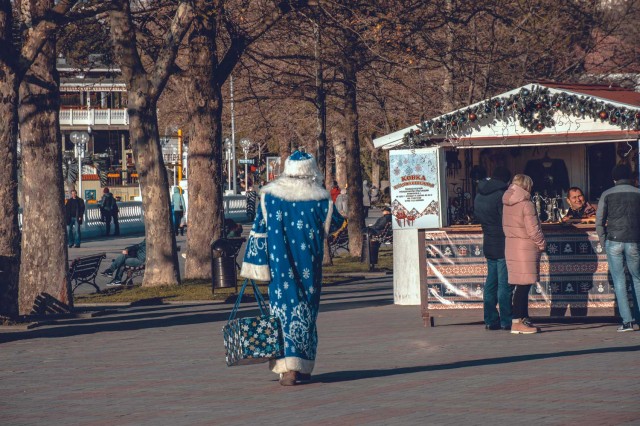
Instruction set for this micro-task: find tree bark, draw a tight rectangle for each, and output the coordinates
[108,0,192,286]
[342,42,365,257]
[0,1,20,318]
[18,36,71,315]
[184,8,224,279]
[333,138,347,188]
[129,94,181,286]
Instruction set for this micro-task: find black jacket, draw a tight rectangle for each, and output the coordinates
[474,178,508,259]
[370,213,392,234]
[65,197,85,225]
[596,180,640,244]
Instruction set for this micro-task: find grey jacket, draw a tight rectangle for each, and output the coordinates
[596,179,640,245]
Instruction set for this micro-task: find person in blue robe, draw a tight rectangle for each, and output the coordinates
[240,151,344,386]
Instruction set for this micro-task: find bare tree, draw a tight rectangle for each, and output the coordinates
[183,0,313,280]
[1,0,101,316]
[107,0,193,286]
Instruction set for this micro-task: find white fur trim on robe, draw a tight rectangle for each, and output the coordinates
[260,176,330,202]
[270,357,315,374]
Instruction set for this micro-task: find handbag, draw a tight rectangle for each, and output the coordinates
[222,279,283,367]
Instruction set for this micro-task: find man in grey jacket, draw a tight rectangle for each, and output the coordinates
[596,164,640,332]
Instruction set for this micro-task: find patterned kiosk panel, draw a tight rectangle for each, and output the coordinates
[425,226,615,311]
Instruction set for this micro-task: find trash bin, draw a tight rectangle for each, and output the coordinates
[211,238,237,292]
[361,229,380,271]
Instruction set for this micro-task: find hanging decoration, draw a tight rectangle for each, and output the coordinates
[405,85,640,145]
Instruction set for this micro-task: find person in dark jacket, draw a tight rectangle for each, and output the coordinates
[596,164,640,332]
[474,166,512,330]
[99,187,120,236]
[101,239,146,286]
[65,190,85,248]
[369,206,392,234]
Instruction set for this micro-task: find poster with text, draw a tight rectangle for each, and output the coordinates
[389,147,446,230]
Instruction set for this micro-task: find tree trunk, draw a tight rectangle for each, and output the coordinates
[184,13,225,280]
[128,93,181,286]
[371,145,380,190]
[0,36,20,318]
[18,38,71,315]
[333,138,347,188]
[342,50,364,257]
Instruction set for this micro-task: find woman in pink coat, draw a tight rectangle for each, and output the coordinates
[502,174,546,334]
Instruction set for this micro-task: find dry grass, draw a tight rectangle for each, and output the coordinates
[75,248,393,304]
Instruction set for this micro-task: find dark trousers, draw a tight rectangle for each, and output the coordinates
[173,210,184,235]
[104,212,120,236]
[512,284,532,319]
[483,258,512,327]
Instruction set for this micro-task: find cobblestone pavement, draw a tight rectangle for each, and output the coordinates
[2,275,640,425]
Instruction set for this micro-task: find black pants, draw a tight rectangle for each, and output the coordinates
[104,212,120,236]
[512,284,532,319]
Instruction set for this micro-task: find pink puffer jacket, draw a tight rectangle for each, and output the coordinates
[502,184,546,285]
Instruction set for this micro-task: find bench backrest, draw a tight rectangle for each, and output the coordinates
[69,253,106,279]
[371,222,393,244]
[227,238,246,257]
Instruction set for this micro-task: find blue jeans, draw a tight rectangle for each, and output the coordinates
[67,217,81,246]
[606,241,640,324]
[484,258,512,327]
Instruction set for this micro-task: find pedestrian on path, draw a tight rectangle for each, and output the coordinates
[99,187,120,236]
[362,180,372,218]
[240,151,344,386]
[502,174,546,334]
[474,166,512,331]
[65,190,85,248]
[596,164,640,332]
[171,186,186,236]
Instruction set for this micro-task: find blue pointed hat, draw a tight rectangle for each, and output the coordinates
[283,150,321,178]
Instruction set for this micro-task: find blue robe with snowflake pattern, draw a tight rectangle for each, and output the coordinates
[242,184,344,374]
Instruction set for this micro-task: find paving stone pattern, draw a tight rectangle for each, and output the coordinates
[2,275,640,425]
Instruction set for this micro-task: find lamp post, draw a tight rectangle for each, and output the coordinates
[224,137,232,193]
[69,131,89,198]
[239,138,252,194]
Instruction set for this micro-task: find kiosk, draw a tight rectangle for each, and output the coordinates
[373,82,640,325]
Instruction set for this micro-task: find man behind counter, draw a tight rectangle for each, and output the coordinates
[562,187,597,222]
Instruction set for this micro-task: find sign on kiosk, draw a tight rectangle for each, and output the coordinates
[389,147,447,230]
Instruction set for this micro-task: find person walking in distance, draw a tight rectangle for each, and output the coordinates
[502,174,546,334]
[596,164,640,332]
[65,190,85,248]
[99,187,120,236]
[474,166,512,331]
[171,186,186,236]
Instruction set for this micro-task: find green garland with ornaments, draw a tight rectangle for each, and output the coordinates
[406,85,640,145]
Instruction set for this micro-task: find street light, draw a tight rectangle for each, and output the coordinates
[224,138,232,193]
[239,138,252,194]
[69,131,89,198]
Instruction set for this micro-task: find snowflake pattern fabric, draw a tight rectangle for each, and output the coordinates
[243,191,344,374]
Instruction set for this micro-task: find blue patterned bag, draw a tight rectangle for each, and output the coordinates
[223,279,283,366]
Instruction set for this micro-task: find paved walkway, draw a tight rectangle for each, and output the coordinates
[2,274,640,425]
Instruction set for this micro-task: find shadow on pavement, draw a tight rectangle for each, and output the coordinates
[0,287,393,344]
[312,344,640,383]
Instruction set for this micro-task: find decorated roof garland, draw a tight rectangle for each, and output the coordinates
[405,85,640,145]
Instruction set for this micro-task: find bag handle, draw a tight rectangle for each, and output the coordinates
[227,279,269,323]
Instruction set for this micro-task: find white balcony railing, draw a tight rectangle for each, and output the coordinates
[59,108,129,126]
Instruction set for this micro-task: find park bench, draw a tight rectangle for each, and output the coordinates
[227,237,246,270]
[122,264,145,286]
[69,253,106,294]
[327,221,349,258]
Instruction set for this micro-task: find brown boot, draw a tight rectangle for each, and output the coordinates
[511,319,539,334]
[279,371,297,386]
